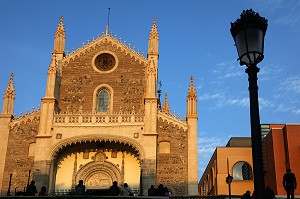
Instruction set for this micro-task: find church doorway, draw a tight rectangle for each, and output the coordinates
[51,140,141,194]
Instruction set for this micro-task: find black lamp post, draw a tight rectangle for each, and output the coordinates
[7,173,12,196]
[139,169,143,196]
[27,169,31,186]
[230,9,268,199]
[226,174,233,199]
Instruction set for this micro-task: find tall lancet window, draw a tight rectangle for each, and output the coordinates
[98,89,109,112]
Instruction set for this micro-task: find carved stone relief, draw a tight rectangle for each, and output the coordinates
[75,152,121,190]
[65,75,93,85]
[86,173,111,189]
[115,75,144,112]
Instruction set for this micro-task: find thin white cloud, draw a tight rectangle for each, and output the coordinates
[279,76,300,94]
[197,136,229,178]
[199,93,224,101]
[198,137,228,155]
[293,109,300,115]
[199,90,275,111]
[258,98,275,110]
[226,97,248,107]
[213,60,240,78]
[217,71,243,79]
[259,0,300,30]
[274,12,300,27]
[195,84,203,90]
[259,64,284,81]
[274,103,300,115]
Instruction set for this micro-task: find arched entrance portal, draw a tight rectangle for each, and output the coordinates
[50,138,142,194]
[75,152,122,189]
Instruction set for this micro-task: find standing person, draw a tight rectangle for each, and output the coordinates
[241,190,251,199]
[75,180,86,195]
[108,181,120,196]
[26,180,38,196]
[121,183,133,196]
[148,185,156,196]
[265,186,275,199]
[283,169,297,199]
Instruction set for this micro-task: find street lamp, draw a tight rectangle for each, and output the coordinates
[139,169,143,196]
[230,9,268,199]
[7,173,12,196]
[226,174,233,199]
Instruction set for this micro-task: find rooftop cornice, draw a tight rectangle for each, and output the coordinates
[158,110,187,131]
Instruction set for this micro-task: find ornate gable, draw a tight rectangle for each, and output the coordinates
[58,34,148,114]
[61,34,148,66]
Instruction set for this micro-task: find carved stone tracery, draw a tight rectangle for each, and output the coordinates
[75,151,121,189]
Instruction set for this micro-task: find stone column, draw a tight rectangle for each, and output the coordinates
[0,114,11,195]
[140,135,157,196]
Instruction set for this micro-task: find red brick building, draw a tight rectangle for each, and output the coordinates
[264,124,300,196]
[199,123,300,197]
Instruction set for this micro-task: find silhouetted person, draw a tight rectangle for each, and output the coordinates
[156,184,165,196]
[283,169,297,199]
[251,190,255,199]
[164,187,172,198]
[75,180,86,195]
[121,183,133,196]
[241,190,251,199]
[264,186,275,199]
[108,181,120,196]
[148,185,156,196]
[26,180,38,196]
[38,186,47,196]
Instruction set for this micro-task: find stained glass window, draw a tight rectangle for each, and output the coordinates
[98,90,109,112]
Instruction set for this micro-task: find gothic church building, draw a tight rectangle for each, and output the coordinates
[0,17,198,196]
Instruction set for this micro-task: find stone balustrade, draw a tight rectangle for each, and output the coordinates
[53,113,144,126]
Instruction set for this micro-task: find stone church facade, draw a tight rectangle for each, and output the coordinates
[0,17,198,196]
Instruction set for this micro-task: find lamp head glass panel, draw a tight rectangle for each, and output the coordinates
[234,27,264,65]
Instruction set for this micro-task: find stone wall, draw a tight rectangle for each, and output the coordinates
[1,117,39,194]
[157,117,188,195]
[59,42,146,114]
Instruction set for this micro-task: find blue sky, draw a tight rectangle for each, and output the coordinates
[1,0,299,178]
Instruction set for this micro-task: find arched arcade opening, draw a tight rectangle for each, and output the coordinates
[49,138,143,195]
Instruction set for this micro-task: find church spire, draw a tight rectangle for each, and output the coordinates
[187,76,197,117]
[53,16,66,54]
[147,18,159,56]
[186,76,198,194]
[162,93,170,115]
[45,55,57,97]
[2,73,15,114]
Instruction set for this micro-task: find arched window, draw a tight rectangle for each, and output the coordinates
[159,141,170,153]
[98,89,109,112]
[93,84,113,113]
[232,161,253,180]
